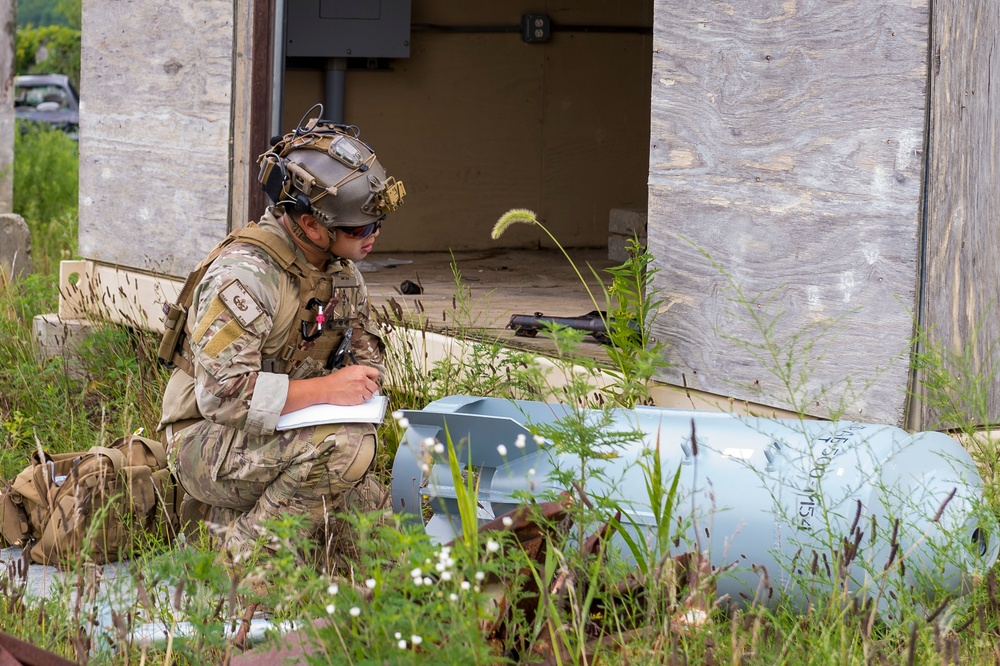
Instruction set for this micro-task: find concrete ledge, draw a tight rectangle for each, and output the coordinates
[608,208,647,262]
[0,213,31,283]
[32,313,93,379]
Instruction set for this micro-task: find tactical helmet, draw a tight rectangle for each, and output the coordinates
[257,108,405,229]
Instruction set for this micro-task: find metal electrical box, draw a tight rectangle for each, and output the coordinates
[285,0,411,59]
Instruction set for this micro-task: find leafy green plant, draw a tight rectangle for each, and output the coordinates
[493,209,669,409]
[16,25,82,88]
[13,122,79,275]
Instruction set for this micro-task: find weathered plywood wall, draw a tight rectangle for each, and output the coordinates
[648,1,929,425]
[918,1,1000,428]
[284,0,652,252]
[79,1,237,277]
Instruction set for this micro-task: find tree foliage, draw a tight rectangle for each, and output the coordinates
[17,0,80,29]
[15,24,81,91]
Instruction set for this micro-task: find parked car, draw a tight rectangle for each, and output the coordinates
[14,74,80,140]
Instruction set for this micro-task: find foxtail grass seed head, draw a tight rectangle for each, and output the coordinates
[492,208,538,239]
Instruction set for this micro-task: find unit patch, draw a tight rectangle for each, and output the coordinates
[219,279,264,328]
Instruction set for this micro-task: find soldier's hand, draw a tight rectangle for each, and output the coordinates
[283,365,383,413]
[319,364,382,406]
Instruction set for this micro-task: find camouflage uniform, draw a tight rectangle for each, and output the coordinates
[158,208,384,563]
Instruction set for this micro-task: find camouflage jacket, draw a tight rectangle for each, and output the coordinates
[158,209,384,435]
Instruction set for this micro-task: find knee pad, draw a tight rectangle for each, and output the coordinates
[315,424,377,491]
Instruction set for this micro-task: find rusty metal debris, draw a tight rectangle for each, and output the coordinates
[460,495,716,663]
[0,631,77,666]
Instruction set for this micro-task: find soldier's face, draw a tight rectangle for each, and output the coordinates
[329,226,380,262]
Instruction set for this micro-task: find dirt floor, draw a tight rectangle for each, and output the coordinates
[359,247,618,364]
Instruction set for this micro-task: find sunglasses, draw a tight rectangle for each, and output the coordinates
[339,217,384,239]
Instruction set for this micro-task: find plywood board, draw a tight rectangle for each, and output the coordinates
[647,1,929,425]
[918,0,1000,428]
[79,1,235,278]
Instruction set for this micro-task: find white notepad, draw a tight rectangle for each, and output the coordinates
[276,395,389,431]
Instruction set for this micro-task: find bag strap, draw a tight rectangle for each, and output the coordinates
[118,435,168,469]
[87,446,127,472]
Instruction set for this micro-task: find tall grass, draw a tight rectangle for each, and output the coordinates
[0,196,998,664]
[13,121,79,275]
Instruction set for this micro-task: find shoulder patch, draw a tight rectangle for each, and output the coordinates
[219,279,264,328]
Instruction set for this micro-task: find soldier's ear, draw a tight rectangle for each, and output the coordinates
[299,213,327,242]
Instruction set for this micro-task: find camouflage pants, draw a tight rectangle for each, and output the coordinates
[165,419,378,564]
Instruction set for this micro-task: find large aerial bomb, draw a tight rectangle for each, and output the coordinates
[392,395,999,619]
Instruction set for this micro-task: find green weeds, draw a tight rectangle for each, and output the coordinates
[0,202,998,665]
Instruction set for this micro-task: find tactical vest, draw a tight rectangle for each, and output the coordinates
[158,222,360,378]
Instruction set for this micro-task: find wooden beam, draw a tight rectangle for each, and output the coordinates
[917,0,1000,429]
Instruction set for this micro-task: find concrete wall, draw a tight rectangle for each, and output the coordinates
[78,0,237,278]
[0,2,15,213]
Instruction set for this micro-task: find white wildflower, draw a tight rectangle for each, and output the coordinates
[411,567,422,578]
[365,578,377,589]
[398,639,407,649]
[434,442,445,454]
[326,603,336,615]
[527,468,535,477]
[533,434,545,445]
[496,444,507,456]
[398,417,410,429]
[350,607,361,617]
[395,632,402,639]
[327,583,339,596]
[450,592,458,601]
[486,539,500,553]
[423,577,433,586]
[475,571,485,581]
[502,516,513,527]
[412,635,423,645]
[515,434,526,449]
[461,581,471,591]
[392,410,404,421]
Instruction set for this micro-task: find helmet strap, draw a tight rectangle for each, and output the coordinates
[283,209,339,259]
